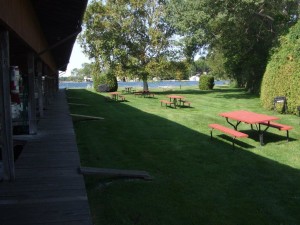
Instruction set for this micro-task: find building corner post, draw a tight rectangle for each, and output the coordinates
[0,30,15,181]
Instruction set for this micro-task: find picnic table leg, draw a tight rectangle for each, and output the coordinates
[232,137,236,149]
[177,99,182,108]
[258,124,265,146]
[170,98,176,108]
[259,133,264,146]
[174,98,178,108]
[259,123,272,146]
[225,118,241,130]
[179,99,183,107]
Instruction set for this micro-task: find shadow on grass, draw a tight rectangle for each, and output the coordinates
[216,134,255,149]
[243,128,297,145]
[68,89,300,225]
[155,87,258,100]
[261,132,297,145]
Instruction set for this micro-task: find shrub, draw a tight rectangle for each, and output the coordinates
[260,21,300,114]
[199,75,214,90]
[95,70,118,92]
[97,84,110,92]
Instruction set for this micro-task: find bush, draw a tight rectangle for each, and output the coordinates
[199,75,214,90]
[95,70,118,92]
[260,21,300,114]
[97,84,110,92]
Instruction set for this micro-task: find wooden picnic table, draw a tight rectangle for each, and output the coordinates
[109,92,120,101]
[167,95,185,108]
[219,110,279,145]
[134,90,155,98]
[124,87,133,93]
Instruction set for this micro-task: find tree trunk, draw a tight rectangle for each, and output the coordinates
[142,73,149,91]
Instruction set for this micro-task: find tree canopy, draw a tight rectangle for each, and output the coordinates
[167,0,299,92]
[79,0,174,90]
[78,0,300,94]
[60,63,93,82]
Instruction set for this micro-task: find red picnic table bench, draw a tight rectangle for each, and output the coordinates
[209,123,248,148]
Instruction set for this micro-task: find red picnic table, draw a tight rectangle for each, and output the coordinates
[167,95,185,108]
[124,87,133,93]
[109,92,120,101]
[219,110,279,145]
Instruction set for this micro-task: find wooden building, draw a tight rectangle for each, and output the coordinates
[0,0,88,181]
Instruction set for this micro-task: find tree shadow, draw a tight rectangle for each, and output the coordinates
[153,88,258,100]
[67,89,300,225]
[215,134,255,149]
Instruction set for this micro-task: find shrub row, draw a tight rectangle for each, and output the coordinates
[261,21,300,114]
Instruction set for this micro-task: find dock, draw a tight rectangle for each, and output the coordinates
[0,90,92,225]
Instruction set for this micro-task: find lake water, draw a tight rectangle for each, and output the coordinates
[59,80,229,89]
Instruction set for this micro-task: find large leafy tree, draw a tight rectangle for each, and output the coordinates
[167,0,299,93]
[79,0,174,91]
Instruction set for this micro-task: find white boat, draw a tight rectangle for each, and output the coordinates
[189,75,199,81]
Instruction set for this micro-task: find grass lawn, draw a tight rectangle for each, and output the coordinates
[67,86,300,225]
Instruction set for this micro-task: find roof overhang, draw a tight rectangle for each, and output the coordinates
[31,0,88,71]
[0,0,88,72]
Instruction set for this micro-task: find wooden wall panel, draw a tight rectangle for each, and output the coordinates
[0,0,57,72]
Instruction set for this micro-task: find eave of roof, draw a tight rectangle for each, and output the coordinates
[31,0,88,71]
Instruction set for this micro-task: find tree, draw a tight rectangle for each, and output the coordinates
[70,68,81,81]
[79,0,174,91]
[166,0,208,62]
[206,50,228,80]
[167,0,299,93]
[145,56,170,80]
[168,60,190,80]
[193,57,210,75]
[70,63,94,82]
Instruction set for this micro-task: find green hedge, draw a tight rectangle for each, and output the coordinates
[199,75,214,90]
[260,21,300,114]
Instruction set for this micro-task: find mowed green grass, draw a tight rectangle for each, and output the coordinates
[67,86,300,225]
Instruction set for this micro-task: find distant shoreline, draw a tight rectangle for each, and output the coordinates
[59,80,229,89]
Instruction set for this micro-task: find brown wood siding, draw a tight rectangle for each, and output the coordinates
[0,0,57,71]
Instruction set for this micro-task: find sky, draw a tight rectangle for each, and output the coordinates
[63,41,90,77]
[61,1,92,77]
